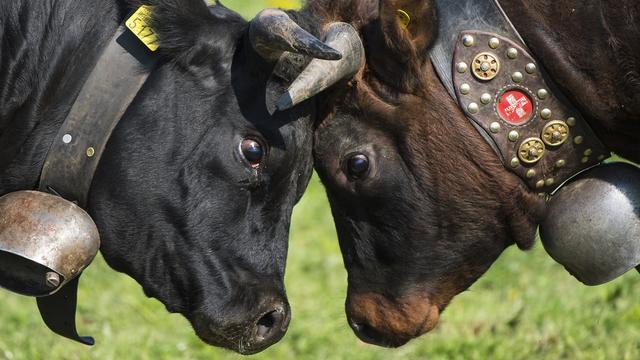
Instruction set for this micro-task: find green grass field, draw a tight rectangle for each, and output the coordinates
[1,1,638,359]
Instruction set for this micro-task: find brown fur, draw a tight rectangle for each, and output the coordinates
[347,291,440,347]
[308,0,638,347]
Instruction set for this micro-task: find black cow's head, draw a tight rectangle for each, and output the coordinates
[306,0,546,347]
[86,0,351,354]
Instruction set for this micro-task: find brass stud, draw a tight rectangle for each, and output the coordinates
[508,130,520,142]
[468,102,479,114]
[488,37,500,49]
[540,108,552,120]
[86,147,95,158]
[481,93,492,105]
[518,137,546,164]
[456,62,468,73]
[537,89,549,100]
[566,117,577,127]
[512,71,524,83]
[463,35,475,47]
[526,169,536,178]
[541,120,570,146]
[574,135,584,145]
[490,122,501,133]
[556,159,566,168]
[472,52,500,80]
[460,83,471,95]
[510,157,520,168]
[545,178,555,186]
[584,148,593,156]
[525,63,536,74]
[536,180,545,189]
[582,156,589,163]
[507,47,518,59]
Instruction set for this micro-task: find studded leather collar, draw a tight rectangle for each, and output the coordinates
[430,0,610,194]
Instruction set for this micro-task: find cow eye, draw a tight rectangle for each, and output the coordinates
[240,138,264,167]
[346,153,369,180]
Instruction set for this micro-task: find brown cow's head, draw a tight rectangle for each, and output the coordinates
[303,0,546,347]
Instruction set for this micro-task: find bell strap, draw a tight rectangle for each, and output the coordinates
[36,25,157,345]
[36,277,94,345]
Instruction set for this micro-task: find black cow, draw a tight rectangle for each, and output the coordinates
[0,0,347,354]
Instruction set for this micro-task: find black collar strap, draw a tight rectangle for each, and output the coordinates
[430,0,610,195]
[36,24,156,345]
[39,26,156,206]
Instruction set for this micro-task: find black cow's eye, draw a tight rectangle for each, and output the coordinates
[346,153,369,180]
[240,139,264,167]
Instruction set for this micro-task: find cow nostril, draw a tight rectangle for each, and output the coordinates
[253,307,288,342]
[351,321,391,347]
[255,311,277,339]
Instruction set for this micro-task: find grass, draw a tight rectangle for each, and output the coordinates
[1,1,639,359]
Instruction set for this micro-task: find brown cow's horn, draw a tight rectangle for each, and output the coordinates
[276,22,364,111]
[249,9,342,61]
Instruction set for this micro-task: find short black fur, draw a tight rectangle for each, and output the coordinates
[0,0,316,354]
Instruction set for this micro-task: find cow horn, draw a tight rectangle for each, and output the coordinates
[249,9,342,61]
[276,22,364,111]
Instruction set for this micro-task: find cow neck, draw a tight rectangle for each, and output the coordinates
[35,24,157,346]
[430,0,610,195]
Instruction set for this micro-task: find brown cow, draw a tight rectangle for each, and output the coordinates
[295,0,639,347]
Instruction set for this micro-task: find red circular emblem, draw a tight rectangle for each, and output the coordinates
[497,90,533,125]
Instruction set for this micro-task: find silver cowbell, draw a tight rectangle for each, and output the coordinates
[540,162,640,285]
[0,191,100,297]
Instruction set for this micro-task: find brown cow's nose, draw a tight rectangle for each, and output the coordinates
[346,292,441,347]
[248,304,291,350]
[350,320,400,347]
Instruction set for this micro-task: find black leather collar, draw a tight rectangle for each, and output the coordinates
[39,26,156,206]
[35,24,157,346]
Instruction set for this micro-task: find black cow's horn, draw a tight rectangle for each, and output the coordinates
[250,9,342,61]
[276,22,364,111]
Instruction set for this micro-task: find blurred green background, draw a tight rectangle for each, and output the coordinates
[1,1,638,359]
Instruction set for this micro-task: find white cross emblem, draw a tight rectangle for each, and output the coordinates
[504,94,529,119]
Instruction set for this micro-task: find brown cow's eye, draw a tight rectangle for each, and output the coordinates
[346,153,369,180]
[240,139,264,167]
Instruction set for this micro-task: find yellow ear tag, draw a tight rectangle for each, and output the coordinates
[397,9,411,28]
[126,5,159,51]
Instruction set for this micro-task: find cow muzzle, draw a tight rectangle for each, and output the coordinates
[346,291,440,347]
[540,162,640,285]
[191,298,291,355]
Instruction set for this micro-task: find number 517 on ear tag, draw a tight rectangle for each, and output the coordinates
[126,6,159,51]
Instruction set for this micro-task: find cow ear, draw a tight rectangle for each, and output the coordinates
[363,0,436,92]
[378,0,437,60]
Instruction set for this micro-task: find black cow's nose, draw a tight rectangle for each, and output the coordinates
[190,299,291,354]
[250,304,290,347]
